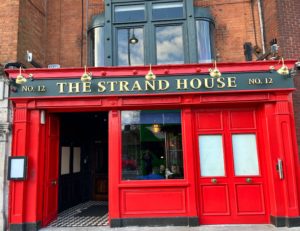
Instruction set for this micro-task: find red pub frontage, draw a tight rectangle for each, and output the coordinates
[6,61,300,230]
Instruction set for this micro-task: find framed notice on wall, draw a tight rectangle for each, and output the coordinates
[7,156,28,180]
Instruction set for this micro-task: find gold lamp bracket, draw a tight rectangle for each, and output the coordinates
[145,64,156,81]
[15,67,33,84]
[81,65,92,82]
[270,58,290,76]
[209,61,222,78]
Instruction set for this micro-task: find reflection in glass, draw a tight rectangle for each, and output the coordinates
[152,2,183,20]
[89,27,104,66]
[156,26,184,64]
[199,135,225,176]
[196,20,214,63]
[232,134,259,176]
[118,28,144,66]
[121,110,183,180]
[115,5,145,23]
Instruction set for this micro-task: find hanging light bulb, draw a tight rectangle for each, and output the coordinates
[15,67,27,84]
[145,64,156,81]
[81,65,92,82]
[277,58,289,75]
[152,123,161,133]
[209,60,222,78]
[129,29,139,44]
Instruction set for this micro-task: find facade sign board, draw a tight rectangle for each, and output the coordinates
[10,72,294,98]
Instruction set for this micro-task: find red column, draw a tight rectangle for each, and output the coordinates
[9,105,43,225]
[108,110,121,220]
[265,95,300,218]
[181,108,198,218]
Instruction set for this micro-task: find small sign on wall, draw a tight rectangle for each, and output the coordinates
[8,156,28,180]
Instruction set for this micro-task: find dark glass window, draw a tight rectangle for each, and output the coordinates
[117,27,144,66]
[156,25,184,64]
[122,110,184,180]
[114,5,145,23]
[152,2,184,20]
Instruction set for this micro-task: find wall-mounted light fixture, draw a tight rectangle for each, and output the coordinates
[209,60,222,78]
[270,58,290,76]
[145,64,156,80]
[15,67,33,84]
[81,65,92,82]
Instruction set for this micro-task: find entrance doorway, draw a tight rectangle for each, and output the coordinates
[43,112,109,227]
[195,109,269,224]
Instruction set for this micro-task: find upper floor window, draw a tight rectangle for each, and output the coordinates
[88,1,215,67]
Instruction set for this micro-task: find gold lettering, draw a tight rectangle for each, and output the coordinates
[228,77,237,88]
[107,81,118,92]
[204,78,214,89]
[131,81,143,91]
[190,78,202,89]
[82,82,91,93]
[119,81,129,92]
[97,81,106,92]
[158,80,170,90]
[176,79,188,90]
[68,82,80,93]
[216,77,226,88]
[145,80,155,91]
[57,82,67,93]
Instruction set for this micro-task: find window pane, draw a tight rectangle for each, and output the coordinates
[156,25,184,64]
[117,28,144,66]
[89,27,104,66]
[61,146,70,175]
[232,134,259,176]
[196,20,213,63]
[152,2,183,20]
[199,135,225,177]
[115,5,145,22]
[122,110,183,180]
[73,147,81,173]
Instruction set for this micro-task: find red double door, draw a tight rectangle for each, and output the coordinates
[195,109,269,224]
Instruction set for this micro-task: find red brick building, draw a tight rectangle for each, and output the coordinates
[1,0,300,230]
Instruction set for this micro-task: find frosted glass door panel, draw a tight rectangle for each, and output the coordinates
[61,146,70,175]
[73,147,81,173]
[199,135,225,176]
[232,134,259,176]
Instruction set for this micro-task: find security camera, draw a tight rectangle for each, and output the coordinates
[295,61,300,70]
[26,50,33,62]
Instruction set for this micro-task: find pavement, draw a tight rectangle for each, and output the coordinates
[40,225,300,231]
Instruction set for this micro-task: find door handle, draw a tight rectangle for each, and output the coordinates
[246,178,252,183]
[51,180,57,185]
[211,178,217,184]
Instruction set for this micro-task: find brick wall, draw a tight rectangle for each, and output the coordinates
[17,0,47,67]
[194,0,263,62]
[46,0,104,68]
[0,1,20,63]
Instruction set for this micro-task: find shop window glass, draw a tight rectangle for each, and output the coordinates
[199,135,225,176]
[73,147,81,173]
[156,25,184,64]
[117,27,144,66]
[61,146,70,175]
[114,5,145,23]
[122,110,183,180]
[232,134,259,176]
[152,2,184,20]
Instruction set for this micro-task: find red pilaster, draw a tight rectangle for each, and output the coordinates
[108,110,121,219]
